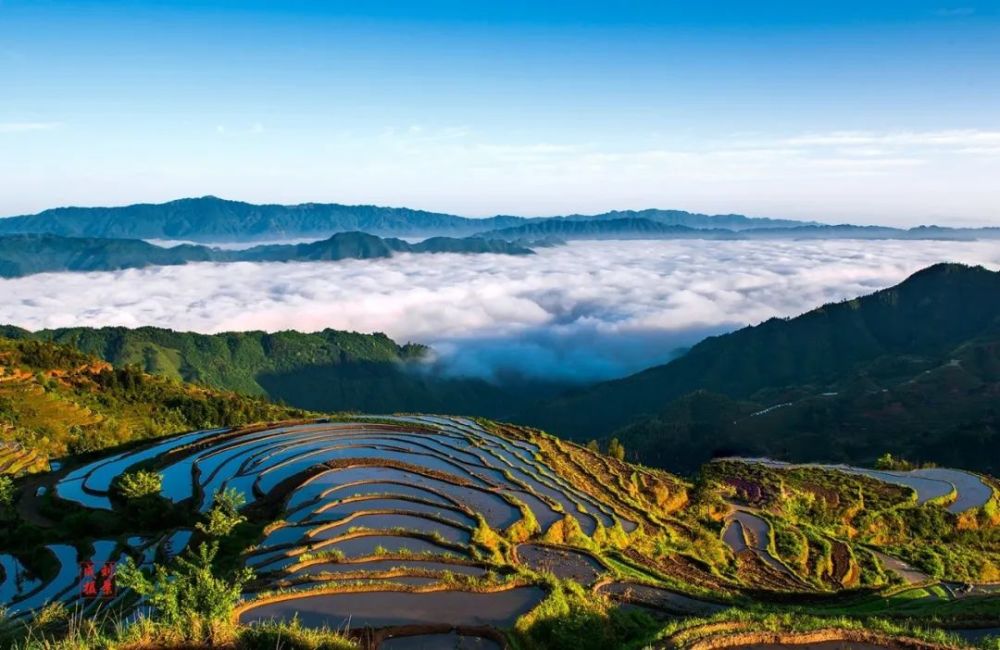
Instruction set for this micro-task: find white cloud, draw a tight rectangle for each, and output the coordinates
[777,129,1000,149]
[1,240,999,383]
[215,123,265,136]
[0,122,61,133]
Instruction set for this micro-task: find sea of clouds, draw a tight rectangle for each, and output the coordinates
[5,239,1000,383]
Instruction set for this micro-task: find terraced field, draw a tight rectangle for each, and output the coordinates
[726,458,994,514]
[3,417,999,649]
[3,416,718,647]
[0,441,47,476]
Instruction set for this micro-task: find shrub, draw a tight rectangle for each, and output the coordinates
[607,438,626,462]
[198,488,248,538]
[514,579,655,650]
[0,475,14,517]
[116,541,254,645]
[117,469,162,500]
[115,469,175,528]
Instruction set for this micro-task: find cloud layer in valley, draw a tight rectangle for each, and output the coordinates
[3,239,1000,383]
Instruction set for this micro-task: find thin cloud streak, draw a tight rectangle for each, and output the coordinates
[0,122,61,133]
[2,240,1000,383]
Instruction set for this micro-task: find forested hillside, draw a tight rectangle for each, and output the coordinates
[0,336,306,462]
[0,326,521,417]
[518,263,1000,472]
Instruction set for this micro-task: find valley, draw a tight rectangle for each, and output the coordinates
[0,219,998,650]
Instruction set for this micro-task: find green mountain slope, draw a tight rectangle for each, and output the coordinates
[0,326,523,417]
[0,232,534,278]
[516,263,1000,471]
[0,336,307,462]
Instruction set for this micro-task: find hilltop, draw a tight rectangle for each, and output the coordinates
[0,326,524,417]
[0,335,306,463]
[517,263,1000,472]
[0,231,534,278]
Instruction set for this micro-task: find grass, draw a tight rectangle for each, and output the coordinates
[627,609,973,650]
[1,607,358,650]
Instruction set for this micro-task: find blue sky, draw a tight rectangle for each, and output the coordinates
[2,1,999,225]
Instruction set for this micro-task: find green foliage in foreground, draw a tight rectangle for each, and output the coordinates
[235,619,358,650]
[0,606,361,650]
[116,542,254,646]
[0,475,14,511]
[197,488,249,538]
[512,578,657,650]
[626,608,976,650]
[0,539,357,650]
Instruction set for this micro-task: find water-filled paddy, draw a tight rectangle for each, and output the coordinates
[291,467,521,530]
[910,468,993,513]
[308,497,475,528]
[315,481,456,507]
[314,534,467,560]
[722,519,747,552]
[598,582,726,615]
[6,545,79,615]
[516,543,605,585]
[256,446,494,494]
[309,513,472,546]
[0,554,41,604]
[238,587,547,628]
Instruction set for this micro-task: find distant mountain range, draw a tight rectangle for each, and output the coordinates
[0,196,814,242]
[478,218,1000,241]
[0,231,534,278]
[479,218,743,240]
[515,263,1000,473]
[2,196,998,243]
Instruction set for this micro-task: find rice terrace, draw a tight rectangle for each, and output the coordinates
[2,410,999,649]
[4,1,1000,648]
